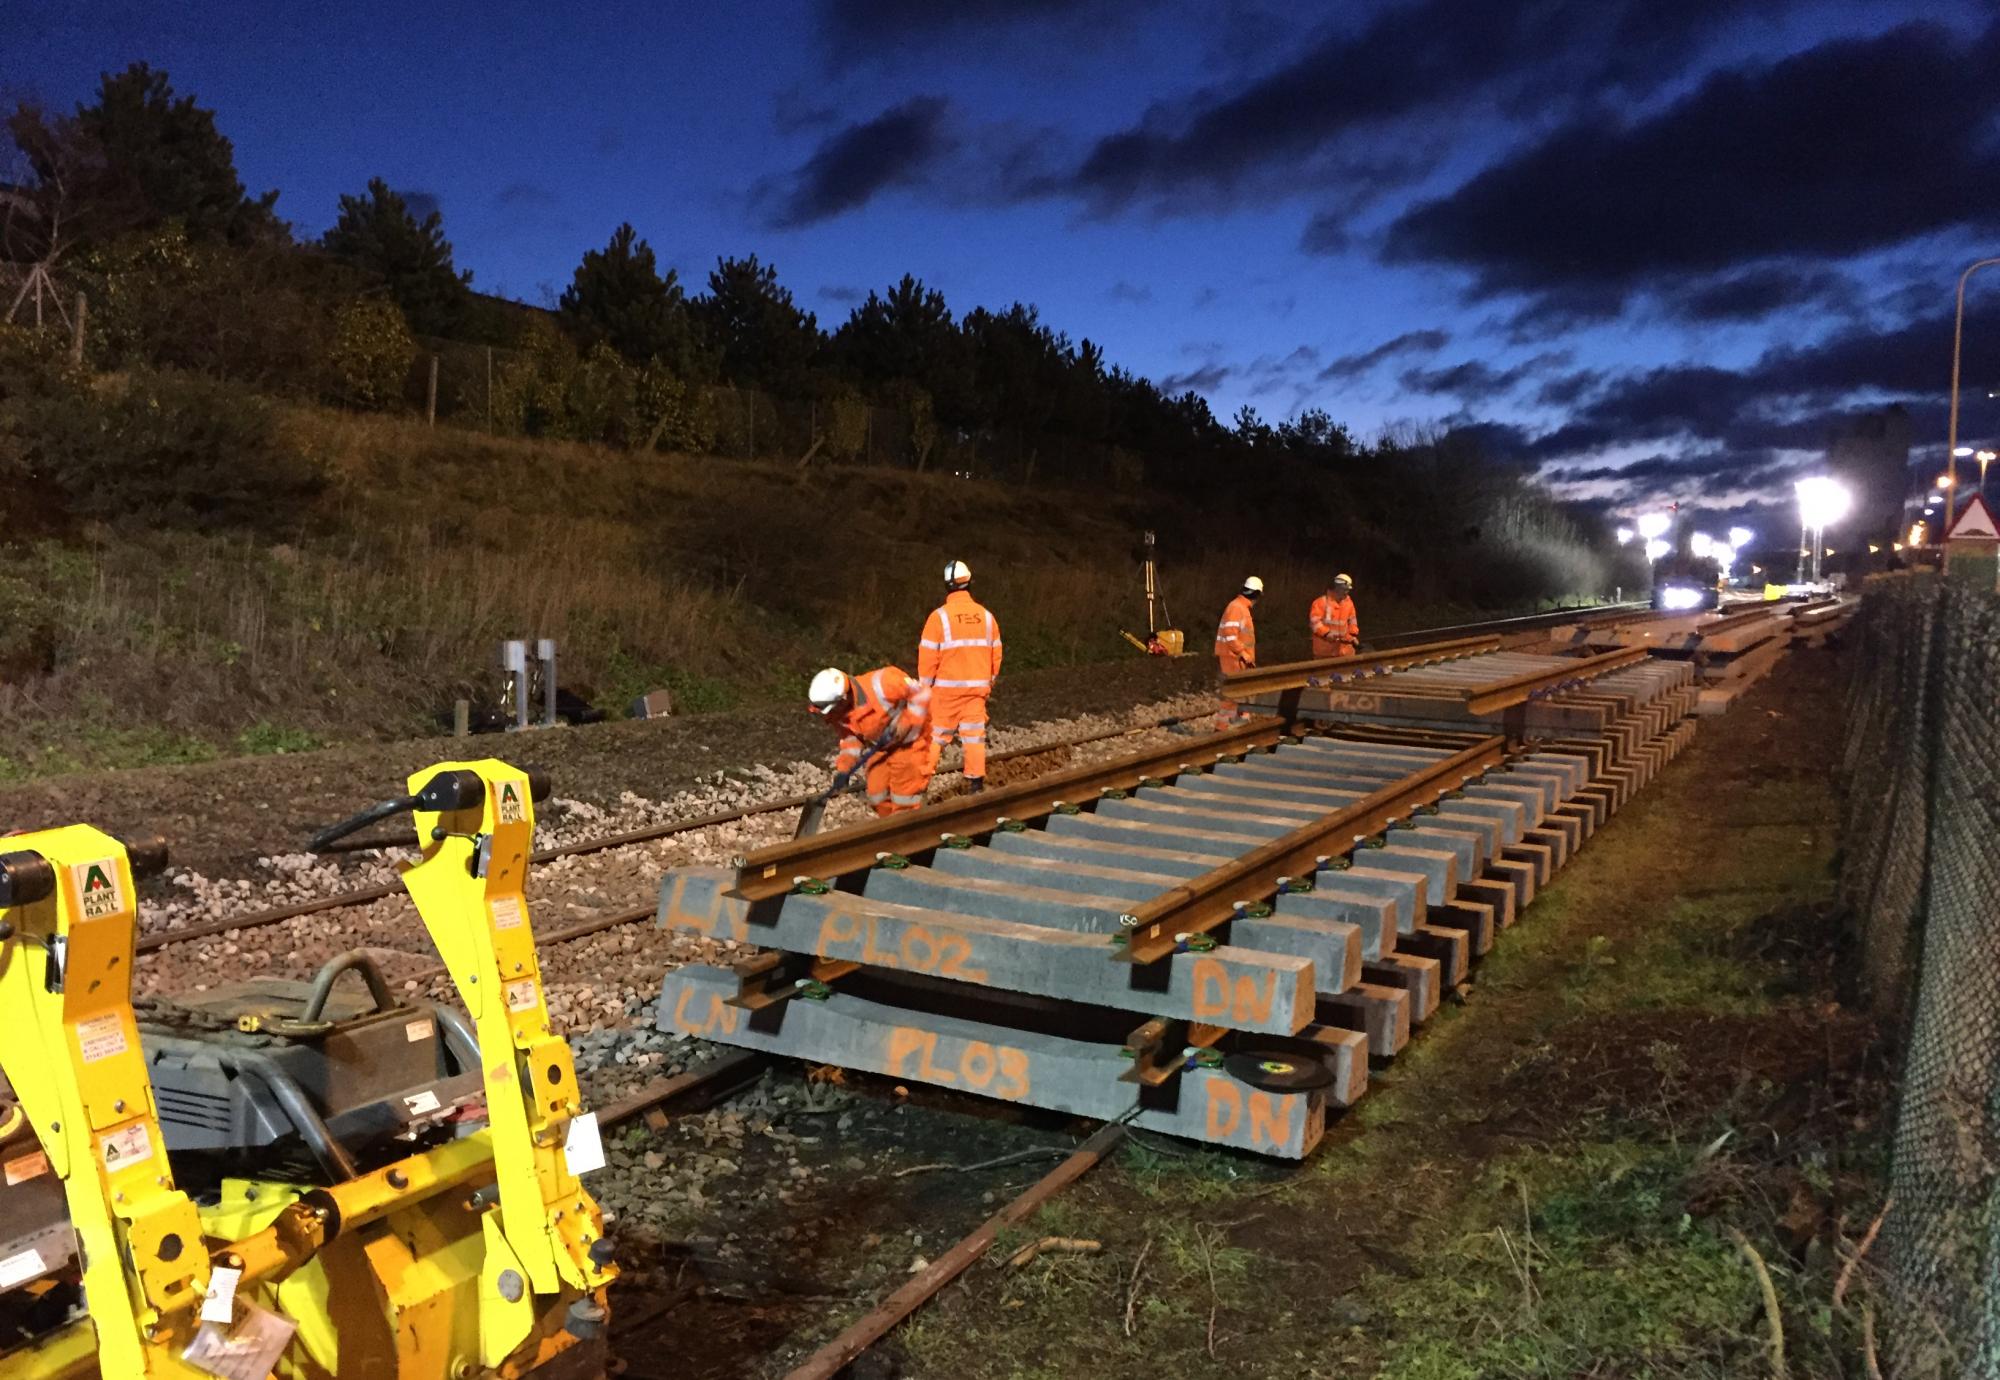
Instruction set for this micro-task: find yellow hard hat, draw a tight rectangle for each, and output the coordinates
[1334,573,1354,588]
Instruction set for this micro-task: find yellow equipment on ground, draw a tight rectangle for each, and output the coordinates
[0,759,616,1380]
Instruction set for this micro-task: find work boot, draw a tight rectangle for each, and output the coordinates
[966,777,986,794]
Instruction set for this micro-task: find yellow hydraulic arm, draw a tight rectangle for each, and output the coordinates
[397,760,614,1367]
[0,828,211,1379]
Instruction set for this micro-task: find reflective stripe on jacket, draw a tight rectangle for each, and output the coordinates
[1310,593,1359,644]
[831,666,931,773]
[918,591,1003,692]
[1215,595,1256,663]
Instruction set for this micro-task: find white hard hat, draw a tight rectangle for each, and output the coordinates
[1334,573,1354,588]
[944,560,972,586]
[1242,576,1265,594]
[807,668,849,716]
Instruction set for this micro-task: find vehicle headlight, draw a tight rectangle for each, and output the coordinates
[1659,584,1704,611]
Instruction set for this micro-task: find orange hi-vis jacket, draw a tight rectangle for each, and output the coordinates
[830,666,932,777]
[1215,594,1257,667]
[918,590,1003,693]
[1310,593,1360,656]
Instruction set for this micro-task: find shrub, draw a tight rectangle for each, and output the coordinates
[4,365,322,529]
[327,298,416,409]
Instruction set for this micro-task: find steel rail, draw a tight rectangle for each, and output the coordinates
[1117,735,1507,963]
[730,716,1290,902]
[1218,634,1502,702]
[134,714,1197,956]
[1366,600,1657,649]
[1460,648,1652,716]
[782,1120,1129,1380]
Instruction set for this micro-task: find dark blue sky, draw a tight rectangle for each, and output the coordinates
[12,0,2000,534]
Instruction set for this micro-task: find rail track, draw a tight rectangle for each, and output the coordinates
[127,600,1795,1376]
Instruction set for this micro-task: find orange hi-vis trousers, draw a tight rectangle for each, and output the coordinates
[929,689,991,778]
[865,741,936,816]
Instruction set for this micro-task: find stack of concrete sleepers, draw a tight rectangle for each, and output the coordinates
[652,725,1648,1159]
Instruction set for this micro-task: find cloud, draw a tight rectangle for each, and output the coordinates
[1062,0,1797,213]
[495,182,558,210]
[1316,328,1449,382]
[818,284,866,304]
[761,95,954,228]
[1192,285,1220,309]
[1106,280,1153,305]
[1159,362,1233,394]
[1398,351,1572,403]
[1655,264,1858,323]
[1385,21,2000,308]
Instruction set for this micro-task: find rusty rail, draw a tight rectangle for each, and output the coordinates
[1117,735,1507,963]
[730,716,1290,902]
[1459,648,1650,715]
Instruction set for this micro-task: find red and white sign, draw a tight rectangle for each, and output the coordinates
[1946,495,2000,542]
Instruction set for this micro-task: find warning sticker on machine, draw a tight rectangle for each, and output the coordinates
[504,978,540,1013]
[77,1011,130,1063]
[72,859,123,921]
[0,1248,46,1290]
[403,1089,441,1116]
[489,896,525,931]
[101,1123,152,1172]
[2,1152,48,1186]
[404,1018,434,1043]
[497,779,527,824]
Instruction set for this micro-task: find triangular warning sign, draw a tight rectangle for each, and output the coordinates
[1947,495,2000,541]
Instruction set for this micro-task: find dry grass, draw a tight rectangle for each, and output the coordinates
[0,405,1616,777]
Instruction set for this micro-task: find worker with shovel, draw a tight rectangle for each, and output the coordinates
[806,666,935,820]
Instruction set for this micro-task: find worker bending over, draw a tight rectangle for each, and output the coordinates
[1215,575,1262,722]
[807,666,935,815]
[1310,573,1361,657]
[919,559,1003,794]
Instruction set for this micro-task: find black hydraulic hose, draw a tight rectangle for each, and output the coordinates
[307,795,416,854]
[296,950,398,1025]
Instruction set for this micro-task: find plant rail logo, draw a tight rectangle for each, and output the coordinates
[72,859,124,921]
[498,779,526,825]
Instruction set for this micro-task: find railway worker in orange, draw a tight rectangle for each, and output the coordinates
[1215,575,1262,721]
[807,666,935,816]
[1309,573,1361,658]
[918,559,1003,795]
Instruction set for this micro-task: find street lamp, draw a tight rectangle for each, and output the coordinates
[1728,526,1754,549]
[1947,257,2000,502]
[1636,512,1671,541]
[1795,476,1852,583]
[1689,532,1713,558]
[1644,538,1670,562]
[1614,526,1634,545]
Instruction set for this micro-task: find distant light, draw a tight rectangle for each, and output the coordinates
[1728,526,1754,548]
[1909,522,1927,546]
[1868,543,1881,553]
[1892,542,1904,552]
[1636,512,1671,540]
[1938,474,1955,488]
[1644,538,1671,561]
[1795,476,1852,529]
[1689,532,1713,558]
[1955,446,1976,457]
[1659,585,1705,611]
[1713,543,1736,571]
[1981,450,1998,463]
[1615,526,1634,545]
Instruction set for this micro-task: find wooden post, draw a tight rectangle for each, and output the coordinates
[747,392,755,459]
[70,292,86,364]
[426,354,440,427]
[453,699,470,737]
[485,347,493,431]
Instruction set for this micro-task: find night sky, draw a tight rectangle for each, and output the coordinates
[12,0,2000,537]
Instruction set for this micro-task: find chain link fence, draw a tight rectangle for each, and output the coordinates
[1841,572,2000,1377]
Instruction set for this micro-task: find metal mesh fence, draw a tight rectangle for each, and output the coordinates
[1841,573,2000,1376]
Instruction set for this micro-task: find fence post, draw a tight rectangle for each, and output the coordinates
[70,292,86,365]
[747,392,755,459]
[485,347,494,432]
[426,354,440,427]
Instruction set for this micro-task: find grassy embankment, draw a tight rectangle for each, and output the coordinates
[856,655,1891,1380]
[0,404,1618,781]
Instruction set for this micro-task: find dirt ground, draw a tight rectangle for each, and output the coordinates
[600,644,1889,1378]
[0,653,1210,878]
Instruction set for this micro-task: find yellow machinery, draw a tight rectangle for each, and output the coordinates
[0,760,616,1379]
[0,827,210,1379]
